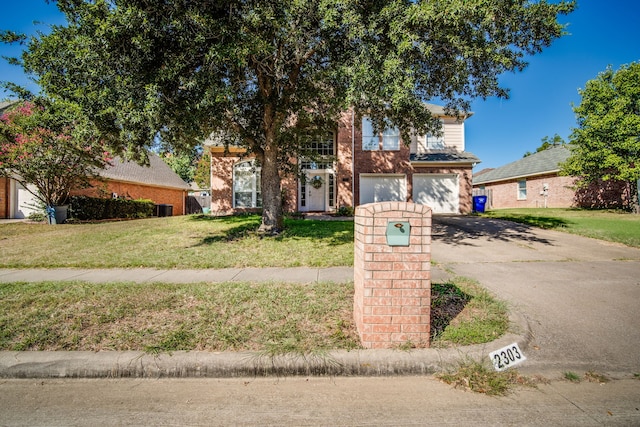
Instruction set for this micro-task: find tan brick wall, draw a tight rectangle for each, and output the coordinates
[354,202,431,349]
[481,173,576,209]
[72,180,187,215]
[210,155,238,215]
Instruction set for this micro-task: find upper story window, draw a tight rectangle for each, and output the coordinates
[425,132,445,150]
[300,133,335,170]
[307,133,335,156]
[362,117,400,151]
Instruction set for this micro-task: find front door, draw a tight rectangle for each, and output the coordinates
[306,173,326,211]
[300,171,331,212]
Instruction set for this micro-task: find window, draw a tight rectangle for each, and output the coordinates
[233,160,261,208]
[517,180,527,200]
[361,118,379,151]
[308,134,335,156]
[425,132,445,150]
[362,117,400,151]
[382,127,400,150]
[300,133,335,169]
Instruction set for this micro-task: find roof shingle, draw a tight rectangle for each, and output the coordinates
[99,153,191,190]
[473,146,571,185]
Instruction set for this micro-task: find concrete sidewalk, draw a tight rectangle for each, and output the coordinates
[0,266,355,285]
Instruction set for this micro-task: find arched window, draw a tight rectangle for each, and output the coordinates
[233,160,261,208]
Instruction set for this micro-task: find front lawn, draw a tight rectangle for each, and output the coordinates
[480,208,640,248]
[0,214,354,269]
[0,278,508,353]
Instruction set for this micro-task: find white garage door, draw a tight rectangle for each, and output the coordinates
[360,174,406,205]
[413,174,459,214]
[14,181,40,219]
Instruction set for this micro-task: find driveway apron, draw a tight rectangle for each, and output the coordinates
[431,216,640,375]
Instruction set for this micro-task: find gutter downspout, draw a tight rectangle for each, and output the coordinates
[351,109,355,206]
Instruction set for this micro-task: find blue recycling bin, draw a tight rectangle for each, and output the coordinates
[473,196,487,213]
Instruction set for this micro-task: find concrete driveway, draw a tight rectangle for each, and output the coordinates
[431,215,640,376]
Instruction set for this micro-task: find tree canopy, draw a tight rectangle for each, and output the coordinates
[523,134,566,157]
[0,98,111,207]
[562,62,640,208]
[10,0,575,232]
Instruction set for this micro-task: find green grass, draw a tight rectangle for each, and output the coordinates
[431,277,509,346]
[563,371,582,382]
[481,208,640,248]
[0,214,354,269]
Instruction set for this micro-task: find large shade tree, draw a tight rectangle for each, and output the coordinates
[14,0,575,232]
[562,62,640,210]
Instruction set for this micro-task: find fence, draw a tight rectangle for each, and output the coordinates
[472,188,493,210]
[186,195,211,214]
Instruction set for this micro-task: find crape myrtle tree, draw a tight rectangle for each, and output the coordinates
[0,98,111,210]
[562,62,640,210]
[17,0,575,233]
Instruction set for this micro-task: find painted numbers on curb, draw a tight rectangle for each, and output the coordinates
[489,343,526,371]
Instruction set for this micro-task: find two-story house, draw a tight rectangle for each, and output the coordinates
[208,104,480,215]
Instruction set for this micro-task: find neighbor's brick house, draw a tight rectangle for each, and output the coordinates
[1,153,190,219]
[208,104,480,215]
[71,153,191,216]
[472,146,576,209]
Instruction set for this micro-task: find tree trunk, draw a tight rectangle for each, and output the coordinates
[258,139,284,234]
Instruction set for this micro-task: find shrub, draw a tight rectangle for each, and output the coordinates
[335,205,354,217]
[69,196,154,220]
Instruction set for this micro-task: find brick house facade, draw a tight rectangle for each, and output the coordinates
[208,105,480,215]
[473,146,576,209]
[71,153,191,216]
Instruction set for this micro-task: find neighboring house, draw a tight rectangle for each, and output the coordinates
[1,100,190,218]
[72,153,191,216]
[1,153,191,219]
[472,146,575,209]
[208,104,480,215]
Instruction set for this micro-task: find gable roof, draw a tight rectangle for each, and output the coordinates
[99,153,191,190]
[473,145,571,185]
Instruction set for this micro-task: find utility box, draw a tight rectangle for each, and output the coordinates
[386,221,411,246]
[155,204,173,217]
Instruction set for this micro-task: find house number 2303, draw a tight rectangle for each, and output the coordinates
[489,343,527,371]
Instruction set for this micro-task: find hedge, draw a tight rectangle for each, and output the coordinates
[69,196,155,220]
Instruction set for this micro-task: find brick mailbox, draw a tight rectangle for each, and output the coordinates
[353,202,432,349]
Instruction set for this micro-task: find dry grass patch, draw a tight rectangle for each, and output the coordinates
[0,281,361,354]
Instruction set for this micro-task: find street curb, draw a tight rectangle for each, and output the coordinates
[0,311,531,379]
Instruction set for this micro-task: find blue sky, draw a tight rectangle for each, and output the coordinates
[1,1,639,170]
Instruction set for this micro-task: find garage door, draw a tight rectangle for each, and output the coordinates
[359,174,406,205]
[413,174,459,214]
